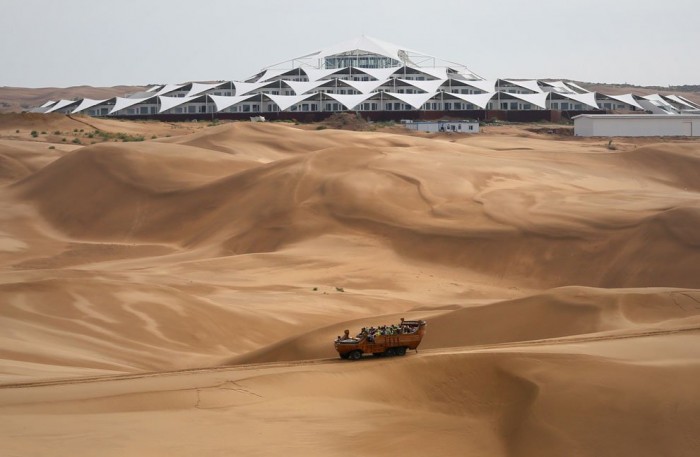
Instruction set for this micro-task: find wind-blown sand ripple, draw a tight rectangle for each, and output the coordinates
[0,116,699,456]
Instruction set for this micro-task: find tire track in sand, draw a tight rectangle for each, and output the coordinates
[1,325,698,390]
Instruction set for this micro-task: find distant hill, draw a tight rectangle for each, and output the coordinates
[0,85,146,113]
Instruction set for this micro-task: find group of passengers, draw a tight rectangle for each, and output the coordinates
[335,319,417,343]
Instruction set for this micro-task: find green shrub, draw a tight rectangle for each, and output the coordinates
[61,138,66,142]
[15,129,19,133]
[30,130,38,137]
[41,131,47,134]
[48,146,55,149]
[54,130,61,135]
[72,138,81,144]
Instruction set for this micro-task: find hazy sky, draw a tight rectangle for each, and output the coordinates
[2,0,698,88]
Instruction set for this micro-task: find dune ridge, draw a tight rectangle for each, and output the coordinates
[0,115,699,456]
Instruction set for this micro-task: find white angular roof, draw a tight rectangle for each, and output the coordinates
[110,94,155,114]
[208,94,257,112]
[343,79,389,94]
[326,92,375,110]
[502,79,543,93]
[555,91,599,109]
[265,93,316,111]
[158,95,201,113]
[71,98,108,114]
[45,99,79,113]
[398,78,447,94]
[600,93,643,110]
[385,91,437,109]
[449,92,497,109]
[285,80,329,95]
[187,82,227,98]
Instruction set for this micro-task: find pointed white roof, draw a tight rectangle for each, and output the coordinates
[668,95,700,109]
[234,81,266,96]
[187,82,227,98]
[208,94,257,112]
[500,91,549,109]
[449,92,497,109]
[40,100,57,108]
[259,68,294,82]
[343,78,388,94]
[417,67,448,80]
[303,67,344,82]
[600,93,643,110]
[385,91,437,109]
[158,95,202,113]
[502,79,543,93]
[398,78,446,94]
[555,91,599,109]
[265,93,316,111]
[285,79,329,95]
[564,81,589,93]
[663,94,697,109]
[460,79,496,93]
[357,66,402,81]
[109,95,156,114]
[71,98,108,114]
[154,83,186,97]
[45,99,79,113]
[325,92,375,110]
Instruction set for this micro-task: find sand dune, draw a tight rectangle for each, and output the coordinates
[1,116,699,456]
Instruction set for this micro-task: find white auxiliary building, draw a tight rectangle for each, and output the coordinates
[573,114,700,137]
[403,120,479,134]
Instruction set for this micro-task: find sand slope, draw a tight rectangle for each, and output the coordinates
[0,116,699,456]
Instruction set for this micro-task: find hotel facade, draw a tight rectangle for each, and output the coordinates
[34,36,700,120]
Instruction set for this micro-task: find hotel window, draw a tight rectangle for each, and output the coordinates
[524,104,531,109]
[561,103,569,110]
[510,102,518,110]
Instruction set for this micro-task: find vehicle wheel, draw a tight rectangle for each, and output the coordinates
[340,353,350,359]
[373,352,383,357]
[396,347,407,356]
[349,350,362,360]
[385,348,396,357]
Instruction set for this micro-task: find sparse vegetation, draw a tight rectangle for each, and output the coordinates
[61,138,66,142]
[30,130,39,138]
[321,112,371,131]
[151,135,157,139]
[607,139,617,150]
[41,131,46,134]
[72,138,81,144]
[315,125,327,130]
[93,130,145,142]
[15,129,19,133]
[53,130,61,135]
[48,146,55,149]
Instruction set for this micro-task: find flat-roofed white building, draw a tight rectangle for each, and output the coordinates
[403,119,479,134]
[573,114,700,137]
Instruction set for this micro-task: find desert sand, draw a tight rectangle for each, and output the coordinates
[0,113,699,456]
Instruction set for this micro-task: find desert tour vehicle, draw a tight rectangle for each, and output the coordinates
[334,319,427,360]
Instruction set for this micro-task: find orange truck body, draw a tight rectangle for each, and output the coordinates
[334,320,427,360]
